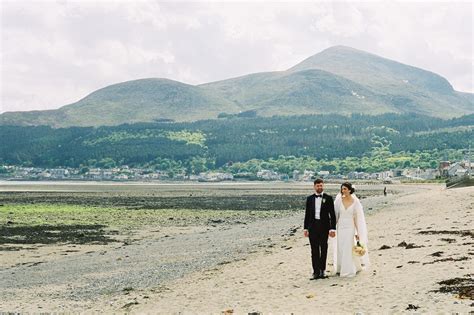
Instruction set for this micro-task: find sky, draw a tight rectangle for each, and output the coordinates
[1,0,473,113]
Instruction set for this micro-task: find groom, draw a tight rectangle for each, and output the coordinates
[304,178,336,280]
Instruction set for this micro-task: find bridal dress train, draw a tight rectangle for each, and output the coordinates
[332,194,370,277]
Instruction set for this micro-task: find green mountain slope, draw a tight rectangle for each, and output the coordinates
[1,46,472,127]
[200,69,392,116]
[1,79,241,127]
[287,45,473,115]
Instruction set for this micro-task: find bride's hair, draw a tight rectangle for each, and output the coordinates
[341,182,355,194]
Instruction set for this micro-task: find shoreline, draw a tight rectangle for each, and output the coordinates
[0,179,445,186]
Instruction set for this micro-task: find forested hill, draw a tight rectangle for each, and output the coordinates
[1,113,472,173]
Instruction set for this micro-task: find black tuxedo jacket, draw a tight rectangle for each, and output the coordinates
[304,193,336,231]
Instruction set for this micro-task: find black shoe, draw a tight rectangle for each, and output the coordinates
[310,273,319,280]
[319,271,328,279]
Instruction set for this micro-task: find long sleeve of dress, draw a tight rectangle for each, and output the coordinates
[334,193,341,223]
[354,198,370,266]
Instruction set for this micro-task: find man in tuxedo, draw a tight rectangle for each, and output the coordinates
[303,178,336,280]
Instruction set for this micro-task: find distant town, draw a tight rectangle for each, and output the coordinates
[1,160,472,183]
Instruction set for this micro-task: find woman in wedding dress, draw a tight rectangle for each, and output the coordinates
[333,182,370,277]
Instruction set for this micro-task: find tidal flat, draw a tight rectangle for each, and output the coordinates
[0,181,390,247]
[0,181,428,312]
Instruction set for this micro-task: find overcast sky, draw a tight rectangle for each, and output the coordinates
[1,0,473,113]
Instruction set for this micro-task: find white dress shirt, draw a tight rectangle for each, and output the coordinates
[314,192,336,233]
[315,192,323,220]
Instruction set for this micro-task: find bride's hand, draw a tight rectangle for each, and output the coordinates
[355,235,360,241]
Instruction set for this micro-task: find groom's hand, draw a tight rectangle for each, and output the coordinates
[303,229,309,237]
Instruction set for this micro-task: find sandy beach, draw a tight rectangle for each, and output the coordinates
[107,185,473,313]
[0,183,472,313]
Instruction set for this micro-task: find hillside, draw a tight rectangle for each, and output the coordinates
[1,46,472,127]
[287,45,472,115]
[0,113,472,171]
[202,46,472,117]
[0,79,241,127]
[199,69,392,116]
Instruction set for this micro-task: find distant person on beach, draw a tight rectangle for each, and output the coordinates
[384,186,387,196]
[333,182,370,277]
[303,178,336,280]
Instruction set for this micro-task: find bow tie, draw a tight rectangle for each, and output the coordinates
[315,194,322,198]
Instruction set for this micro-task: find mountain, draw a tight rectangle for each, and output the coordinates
[1,46,472,127]
[202,46,472,117]
[289,46,454,92]
[0,79,240,127]
[199,69,392,116]
[287,45,472,115]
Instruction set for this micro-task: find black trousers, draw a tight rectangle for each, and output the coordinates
[309,221,329,274]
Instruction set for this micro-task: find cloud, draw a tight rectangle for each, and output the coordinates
[1,1,472,113]
[310,2,366,37]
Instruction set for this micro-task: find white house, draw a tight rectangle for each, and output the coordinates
[448,163,467,177]
[257,170,280,180]
[317,170,330,178]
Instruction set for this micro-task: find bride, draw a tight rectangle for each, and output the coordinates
[333,182,370,277]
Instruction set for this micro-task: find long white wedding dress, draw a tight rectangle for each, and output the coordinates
[333,194,370,277]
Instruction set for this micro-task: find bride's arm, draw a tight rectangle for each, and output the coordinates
[334,198,340,223]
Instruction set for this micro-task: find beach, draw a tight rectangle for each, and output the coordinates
[0,183,472,313]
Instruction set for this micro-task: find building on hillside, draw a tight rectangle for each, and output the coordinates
[447,162,468,177]
[317,170,329,178]
[379,170,394,180]
[49,168,70,179]
[257,170,280,180]
[402,168,439,180]
[198,172,234,182]
[439,161,451,177]
[347,171,369,180]
[292,170,300,181]
[302,170,315,181]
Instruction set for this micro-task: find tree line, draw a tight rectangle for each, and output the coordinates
[0,113,472,174]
